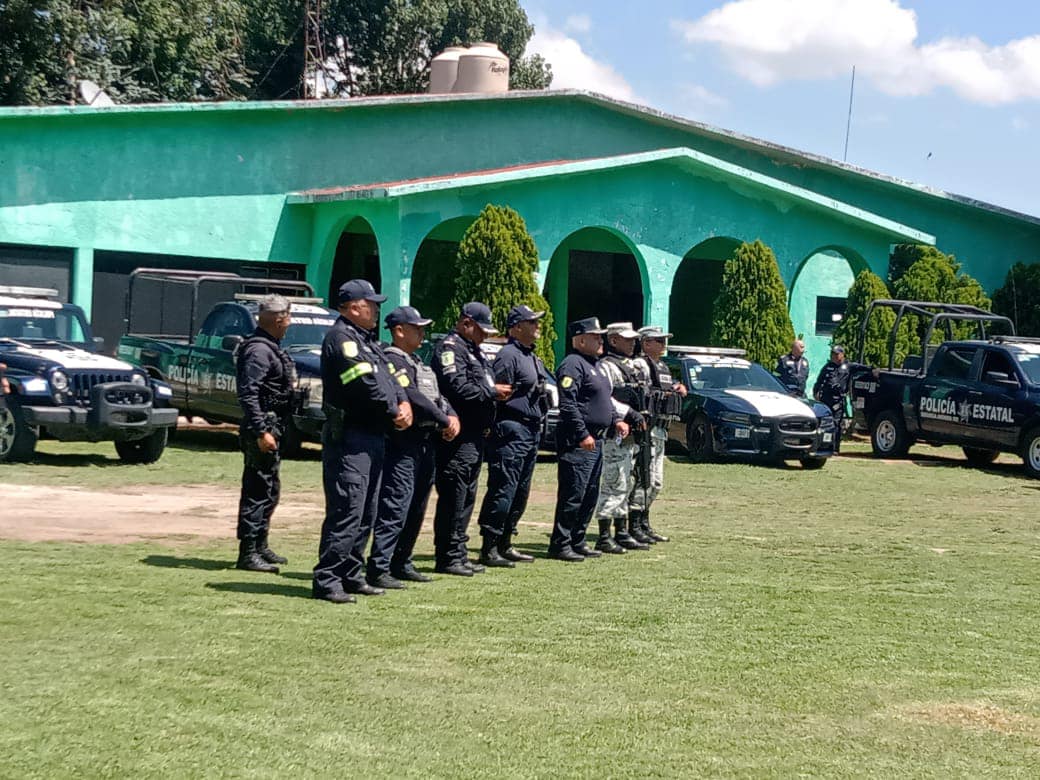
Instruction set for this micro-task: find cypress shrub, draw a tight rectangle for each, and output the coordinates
[992,262,1040,336]
[834,270,915,367]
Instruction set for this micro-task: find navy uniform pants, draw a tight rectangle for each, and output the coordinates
[823,397,846,452]
[549,440,604,554]
[368,432,436,578]
[236,430,281,541]
[313,426,385,595]
[433,433,485,567]
[477,418,540,542]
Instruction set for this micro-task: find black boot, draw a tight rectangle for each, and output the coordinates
[236,539,279,573]
[479,536,515,568]
[594,519,625,554]
[615,518,649,551]
[628,510,655,545]
[257,532,288,565]
[644,514,670,543]
[498,541,535,563]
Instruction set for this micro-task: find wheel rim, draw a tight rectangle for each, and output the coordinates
[1028,437,1040,471]
[0,407,15,456]
[875,419,897,452]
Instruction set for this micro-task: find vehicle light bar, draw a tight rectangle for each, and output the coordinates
[0,285,61,299]
[668,345,747,357]
[233,293,325,305]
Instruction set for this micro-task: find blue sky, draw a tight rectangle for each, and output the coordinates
[524,0,1040,217]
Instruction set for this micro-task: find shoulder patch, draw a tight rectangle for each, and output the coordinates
[440,351,455,367]
[561,376,574,389]
[342,341,359,358]
[397,374,410,387]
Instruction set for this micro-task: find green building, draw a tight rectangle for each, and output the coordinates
[2,90,1038,370]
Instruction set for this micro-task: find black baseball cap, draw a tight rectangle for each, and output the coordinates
[461,302,498,334]
[506,305,545,330]
[567,317,606,337]
[831,344,846,354]
[337,279,386,305]
[384,305,433,329]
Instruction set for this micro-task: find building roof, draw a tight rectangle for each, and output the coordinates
[287,146,936,245]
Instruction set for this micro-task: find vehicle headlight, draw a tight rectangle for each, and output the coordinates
[719,411,751,424]
[818,414,836,429]
[50,370,69,392]
[130,372,147,386]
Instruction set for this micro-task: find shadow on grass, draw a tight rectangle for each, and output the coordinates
[141,555,231,570]
[839,449,1026,478]
[25,452,123,467]
[170,427,323,461]
[206,581,313,599]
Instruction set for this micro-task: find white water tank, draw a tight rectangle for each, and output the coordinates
[429,46,466,94]
[453,42,509,93]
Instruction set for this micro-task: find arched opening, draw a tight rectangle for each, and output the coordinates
[328,216,381,303]
[669,236,742,346]
[789,246,867,373]
[410,216,477,325]
[543,227,646,361]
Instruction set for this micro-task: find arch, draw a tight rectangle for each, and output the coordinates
[543,226,648,361]
[410,215,478,324]
[789,245,867,373]
[669,236,742,346]
[328,215,381,304]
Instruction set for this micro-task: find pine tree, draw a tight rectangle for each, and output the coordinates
[442,204,557,368]
[833,270,915,367]
[709,240,795,366]
[892,245,991,341]
[992,262,1040,336]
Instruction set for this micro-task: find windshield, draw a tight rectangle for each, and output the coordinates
[689,362,789,393]
[0,306,88,344]
[282,315,337,351]
[1013,351,1040,385]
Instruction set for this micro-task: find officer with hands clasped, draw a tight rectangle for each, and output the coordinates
[548,318,628,562]
[367,305,460,590]
[812,344,877,453]
[313,279,412,604]
[431,302,512,576]
[234,294,296,574]
[776,338,810,396]
[476,304,551,568]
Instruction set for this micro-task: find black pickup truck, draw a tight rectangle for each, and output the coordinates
[116,269,334,455]
[851,299,1040,476]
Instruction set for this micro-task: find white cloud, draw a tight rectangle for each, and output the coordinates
[672,0,1040,105]
[681,83,730,111]
[565,14,592,34]
[527,24,638,102]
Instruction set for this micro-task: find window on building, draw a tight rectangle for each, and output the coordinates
[815,297,847,336]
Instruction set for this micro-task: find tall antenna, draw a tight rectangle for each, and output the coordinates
[843,65,856,162]
[303,0,327,98]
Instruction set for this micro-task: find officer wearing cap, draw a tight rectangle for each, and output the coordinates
[431,302,512,576]
[776,339,810,396]
[234,293,295,574]
[592,322,648,554]
[475,304,551,567]
[313,279,412,604]
[812,344,876,453]
[367,306,460,590]
[548,317,626,562]
[630,325,687,544]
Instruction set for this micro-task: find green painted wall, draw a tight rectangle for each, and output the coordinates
[789,250,860,374]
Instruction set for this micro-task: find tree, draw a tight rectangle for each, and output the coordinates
[992,262,1040,336]
[709,240,794,366]
[442,204,556,368]
[892,245,991,341]
[833,270,915,367]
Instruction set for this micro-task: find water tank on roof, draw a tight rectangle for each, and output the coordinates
[453,42,509,94]
[429,46,466,94]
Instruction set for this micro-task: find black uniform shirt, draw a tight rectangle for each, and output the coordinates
[813,359,869,408]
[776,352,810,396]
[432,331,497,435]
[384,346,455,435]
[321,316,403,431]
[494,338,550,424]
[236,327,294,436]
[556,352,619,449]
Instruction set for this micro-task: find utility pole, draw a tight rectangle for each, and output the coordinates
[843,65,856,162]
[303,0,327,98]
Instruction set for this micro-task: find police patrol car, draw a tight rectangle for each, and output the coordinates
[662,346,836,468]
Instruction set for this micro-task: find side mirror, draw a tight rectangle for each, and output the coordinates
[92,335,105,353]
[984,370,1019,389]
[221,335,244,353]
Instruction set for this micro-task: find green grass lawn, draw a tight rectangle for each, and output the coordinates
[2,434,1040,776]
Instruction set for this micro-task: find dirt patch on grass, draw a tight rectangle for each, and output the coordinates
[896,702,1040,740]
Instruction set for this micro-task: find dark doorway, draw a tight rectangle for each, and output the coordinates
[567,250,643,328]
[0,244,73,300]
[328,217,380,304]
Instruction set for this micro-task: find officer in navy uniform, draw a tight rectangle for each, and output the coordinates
[776,339,810,396]
[812,344,876,453]
[313,279,412,604]
[548,317,628,562]
[431,302,513,576]
[367,305,460,590]
[234,294,295,574]
[476,304,551,568]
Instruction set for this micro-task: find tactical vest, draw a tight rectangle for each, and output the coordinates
[604,353,647,411]
[241,333,295,414]
[386,345,441,406]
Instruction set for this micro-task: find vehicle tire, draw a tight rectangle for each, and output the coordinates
[1020,427,1040,478]
[870,410,911,458]
[962,447,999,466]
[800,456,827,470]
[0,401,38,462]
[685,413,715,463]
[115,428,168,464]
[280,418,304,459]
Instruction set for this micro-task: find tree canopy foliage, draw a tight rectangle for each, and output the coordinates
[992,262,1040,336]
[833,270,914,367]
[890,244,991,342]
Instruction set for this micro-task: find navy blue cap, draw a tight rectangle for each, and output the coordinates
[506,305,545,330]
[384,305,433,329]
[461,302,498,334]
[568,317,606,337]
[830,344,846,354]
[337,278,386,305]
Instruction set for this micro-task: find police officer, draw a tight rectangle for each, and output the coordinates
[313,279,412,604]
[432,302,512,576]
[367,305,460,590]
[777,339,810,396]
[630,325,687,544]
[593,322,648,554]
[548,318,627,561]
[234,294,295,574]
[476,304,551,567]
[812,344,876,453]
